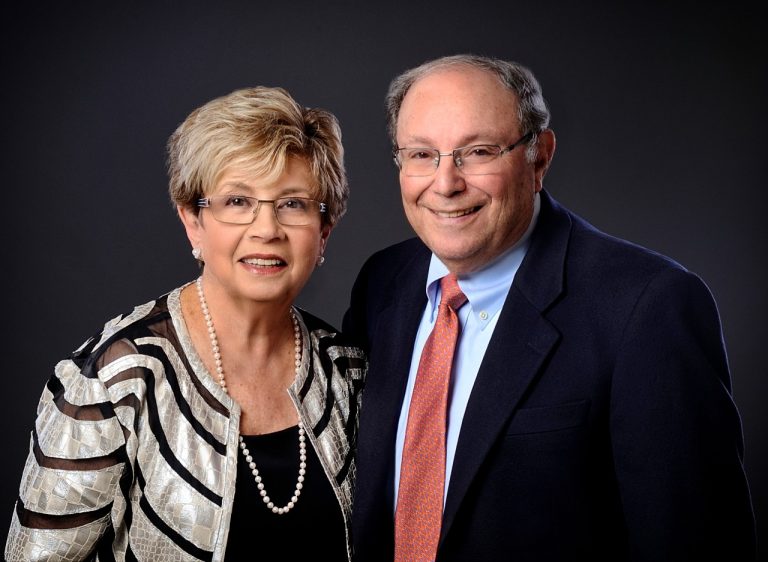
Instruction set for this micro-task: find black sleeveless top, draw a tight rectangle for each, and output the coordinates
[225,425,348,560]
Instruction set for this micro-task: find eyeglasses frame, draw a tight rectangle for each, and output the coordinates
[393,131,535,175]
[196,195,327,226]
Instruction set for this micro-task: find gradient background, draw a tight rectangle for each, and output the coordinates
[2,2,765,557]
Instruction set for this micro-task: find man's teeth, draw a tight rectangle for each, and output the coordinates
[437,208,475,218]
[243,258,284,266]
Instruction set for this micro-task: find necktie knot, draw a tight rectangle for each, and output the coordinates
[440,274,467,312]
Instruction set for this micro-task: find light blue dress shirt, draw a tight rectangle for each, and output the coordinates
[394,193,540,509]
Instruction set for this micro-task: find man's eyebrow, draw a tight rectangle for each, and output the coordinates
[399,132,497,148]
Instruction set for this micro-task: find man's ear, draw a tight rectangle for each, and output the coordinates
[533,129,556,192]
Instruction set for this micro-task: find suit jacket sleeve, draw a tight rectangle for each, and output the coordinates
[609,266,755,559]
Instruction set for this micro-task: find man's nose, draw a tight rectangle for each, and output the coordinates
[430,152,466,196]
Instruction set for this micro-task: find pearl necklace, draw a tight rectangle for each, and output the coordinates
[195,277,307,515]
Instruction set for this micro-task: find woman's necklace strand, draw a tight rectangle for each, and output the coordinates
[196,277,307,515]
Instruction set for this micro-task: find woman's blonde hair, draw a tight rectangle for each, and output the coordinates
[167,86,347,226]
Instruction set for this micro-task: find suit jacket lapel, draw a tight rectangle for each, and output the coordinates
[440,190,573,544]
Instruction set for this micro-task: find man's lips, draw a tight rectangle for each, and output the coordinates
[430,206,481,218]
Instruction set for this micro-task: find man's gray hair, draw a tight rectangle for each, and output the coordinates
[385,54,550,161]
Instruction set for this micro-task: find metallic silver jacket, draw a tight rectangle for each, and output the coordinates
[5,285,366,561]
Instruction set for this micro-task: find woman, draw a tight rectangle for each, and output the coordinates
[5,86,365,561]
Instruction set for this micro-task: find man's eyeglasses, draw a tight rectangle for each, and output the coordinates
[393,132,534,177]
[197,196,327,226]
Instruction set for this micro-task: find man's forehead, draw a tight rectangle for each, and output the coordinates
[407,66,511,96]
[397,69,521,143]
[401,68,518,115]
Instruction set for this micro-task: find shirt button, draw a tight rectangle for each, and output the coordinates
[479,311,489,321]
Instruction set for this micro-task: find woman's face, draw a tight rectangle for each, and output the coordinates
[179,157,330,309]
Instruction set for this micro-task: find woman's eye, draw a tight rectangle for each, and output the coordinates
[277,198,308,211]
[224,196,251,207]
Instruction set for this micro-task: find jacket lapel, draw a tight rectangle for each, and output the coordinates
[439,191,573,543]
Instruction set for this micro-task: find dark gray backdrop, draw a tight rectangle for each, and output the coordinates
[2,2,765,557]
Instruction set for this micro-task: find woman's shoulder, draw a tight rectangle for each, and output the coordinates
[297,308,359,347]
[296,307,338,334]
[296,307,366,364]
[68,286,184,366]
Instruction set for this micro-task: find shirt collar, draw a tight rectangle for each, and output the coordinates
[425,192,540,329]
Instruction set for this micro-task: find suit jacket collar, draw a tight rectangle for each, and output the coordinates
[515,190,571,312]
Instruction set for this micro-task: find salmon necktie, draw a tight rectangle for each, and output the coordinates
[395,273,467,562]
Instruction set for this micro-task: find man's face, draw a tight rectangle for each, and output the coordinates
[396,67,554,274]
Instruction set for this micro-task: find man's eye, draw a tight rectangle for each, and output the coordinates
[406,149,434,161]
[467,146,495,158]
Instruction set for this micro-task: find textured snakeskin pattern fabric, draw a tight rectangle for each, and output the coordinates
[4,283,366,561]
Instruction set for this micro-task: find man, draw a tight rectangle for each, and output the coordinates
[344,54,755,561]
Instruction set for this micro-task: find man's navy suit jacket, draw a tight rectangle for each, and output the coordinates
[343,190,755,561]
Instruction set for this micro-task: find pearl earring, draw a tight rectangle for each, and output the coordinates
[192,247,202,260]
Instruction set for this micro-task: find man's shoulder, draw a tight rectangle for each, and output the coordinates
[541,192,687,276]
[567,211,687,277]
[549,205,715,317]
[359,237,431,275]
[368,237,430,261]
[532,193,706,308]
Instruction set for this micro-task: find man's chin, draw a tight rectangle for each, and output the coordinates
[428,245,486,274]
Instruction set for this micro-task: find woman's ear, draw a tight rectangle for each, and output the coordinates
[178,206,203,249]
[320,224,332,253]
